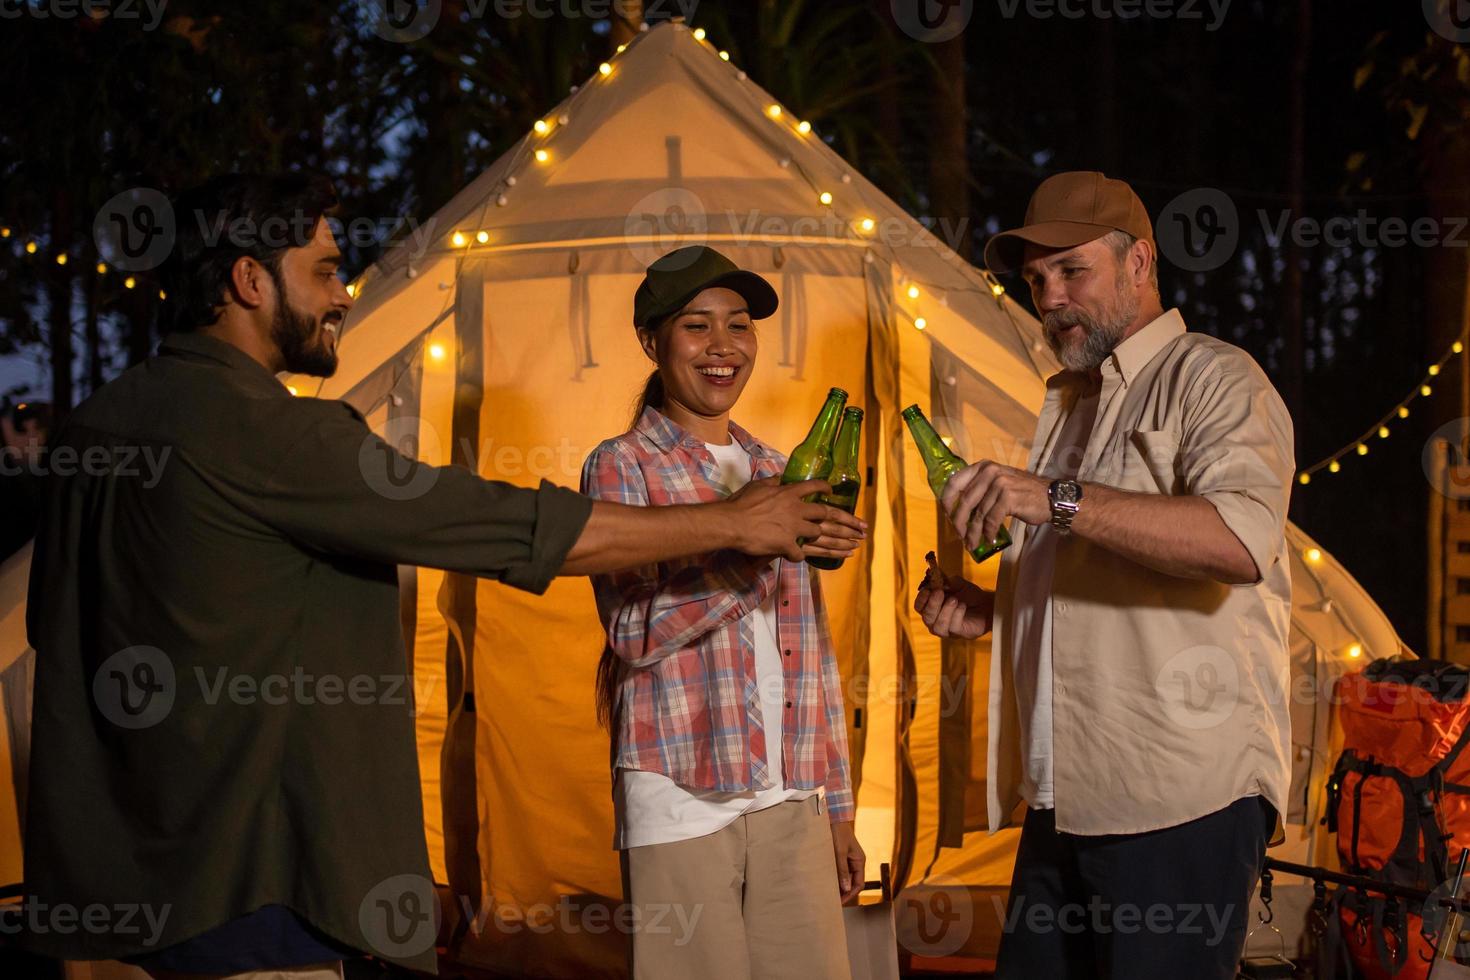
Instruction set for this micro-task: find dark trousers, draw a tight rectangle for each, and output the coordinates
[995,795,1274,980]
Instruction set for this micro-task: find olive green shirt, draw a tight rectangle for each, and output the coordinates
[22,332,592,972]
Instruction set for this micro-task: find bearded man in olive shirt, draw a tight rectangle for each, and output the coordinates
[20,174,865,978]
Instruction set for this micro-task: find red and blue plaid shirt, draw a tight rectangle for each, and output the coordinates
[580,407,855,822]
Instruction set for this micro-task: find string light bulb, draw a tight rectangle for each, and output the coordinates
[599,62,612,77]
[95,262,107,275]
[534,119,550,135]
[907,285,920,300]
[451,231,467,248]
[124,276,136,289]
[24,241,36,254]
[818,191,832,206]
[1398,406,1410,419]
[767,105,782,119]
[797,121,811,135]
[1329,461,1341,473]
[693,27,706,40]
[476,230,489,244]
[429,343,446,361]
[346,283,357,298]
[1305,547,1322,564]
[991,282,1005,297]
[287,385,299,396]
[1378,426,1390,439]
[1422,384,1433,397]
[1456,341,1465,354]
[0,227,9,238]
[1347,643,1363,659]
[914,317,927,331]
[1298,473,1311,485]
[859,217,876,234]
[719,50,730,61]
[158,289,166,300]
[1429,364,1441,376]
[1356,443,1369,456]
[535,149,550,163]
[55,253,67,266]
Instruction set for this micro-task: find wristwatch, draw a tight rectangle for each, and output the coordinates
[1048,479,1083,534]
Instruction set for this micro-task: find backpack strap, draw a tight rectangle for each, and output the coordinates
[1373,895,1411,976]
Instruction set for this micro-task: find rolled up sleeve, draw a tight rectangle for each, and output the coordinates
[1178,354,1295,584]
[252,400,592,593]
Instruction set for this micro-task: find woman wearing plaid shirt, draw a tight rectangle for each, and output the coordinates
[581,247,866,979]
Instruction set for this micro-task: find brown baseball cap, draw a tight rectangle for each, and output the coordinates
[983,171,1154,274]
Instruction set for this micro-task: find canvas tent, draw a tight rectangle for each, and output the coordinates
[0,19,1411,975]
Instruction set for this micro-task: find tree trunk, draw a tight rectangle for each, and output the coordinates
[47,190,74,416]
[1282,0,1310,456]
[929,33,969,261]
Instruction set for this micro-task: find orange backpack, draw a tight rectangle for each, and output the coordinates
[1325,659,1470,978]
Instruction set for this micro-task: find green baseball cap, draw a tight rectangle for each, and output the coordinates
[633,246,779,328]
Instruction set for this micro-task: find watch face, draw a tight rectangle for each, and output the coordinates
[1052,480,1081,504]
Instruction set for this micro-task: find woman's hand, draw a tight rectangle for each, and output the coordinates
[830,818,866,905]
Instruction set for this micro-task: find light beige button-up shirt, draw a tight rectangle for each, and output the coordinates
[987,308,1295,837]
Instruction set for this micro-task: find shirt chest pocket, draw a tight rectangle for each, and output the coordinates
[1112,428,1182,495]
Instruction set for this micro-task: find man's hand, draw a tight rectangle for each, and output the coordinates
[915,559,995,639]
[941,460,1050,553]
[830,818,866,905]
[725,477,866,562]
[800,501,868,564]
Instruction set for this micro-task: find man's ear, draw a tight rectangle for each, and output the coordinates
[229,255,273,312]
[1130,238,1156,287]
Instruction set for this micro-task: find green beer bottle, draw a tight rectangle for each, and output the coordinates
[901,403,1012,562]
[809,407,863,571]
[781,387,848,493]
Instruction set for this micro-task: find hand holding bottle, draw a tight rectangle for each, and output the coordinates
[725,477,866,562]
[940,460,1051,554]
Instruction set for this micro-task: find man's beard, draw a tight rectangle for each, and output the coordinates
[271,278,338,378]
[1043,272,1140,373]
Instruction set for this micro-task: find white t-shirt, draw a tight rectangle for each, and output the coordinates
[1009,380,1101,811]
[614,437,816,850]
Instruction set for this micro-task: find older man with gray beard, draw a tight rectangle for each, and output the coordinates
[914,172,1294,980]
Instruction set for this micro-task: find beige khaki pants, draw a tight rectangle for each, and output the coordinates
[139,963,343,980]
[620,795,852,980]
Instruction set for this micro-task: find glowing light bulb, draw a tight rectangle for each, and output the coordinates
[767,105,782,119]
[1429,364,1441,376]
[991,282,1005,297]
[55,253,67,266]
[1347,643,1363,659]
[1422,384,1433,397]
[693,27,706,40]
[451,231,467,248]
[907,285,920,300]
[1356,443,1368,456]
[158,289,166,300]
[1378,426,1390,439]
[859,217,875,233]
[476,230,489,244]
[1456,341,1465,354]
[1305,547,1322,563]
[1398,406,1410,419]
[914,317,927,330]
[25,241,36,254]
[599,62,612,76]
[1329,461,1341,473]
[95,262,107,274]
[287,385,299,396]
[797,121,811,135]
[0,227,9,238]
[819,191,832,206]
[1298,473,1311,485]
[535,149,550,163]
[124,276,136,289]
[345,283,357,298]
[429,343,446,361]
[534,119,550,135]
[719,50,730,61]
